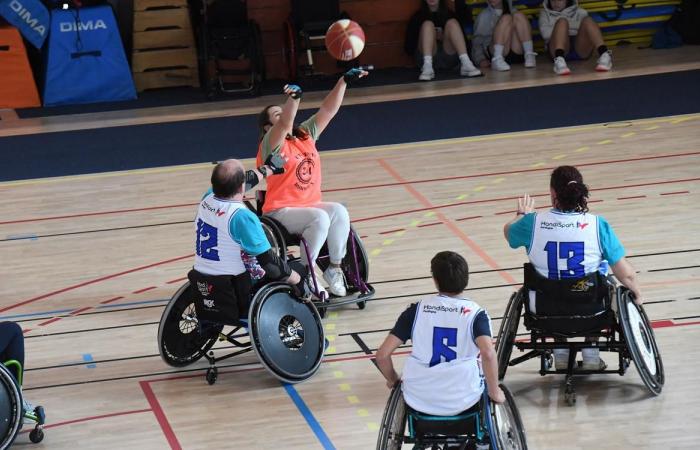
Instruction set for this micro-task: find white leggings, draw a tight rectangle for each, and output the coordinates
[268,202,350,267]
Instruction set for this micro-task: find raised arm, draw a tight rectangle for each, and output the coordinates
[503,194,535,240]
[314,69,367,135]
[265,85,302,152]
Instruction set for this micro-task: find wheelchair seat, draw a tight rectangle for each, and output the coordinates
[407,401,482,439]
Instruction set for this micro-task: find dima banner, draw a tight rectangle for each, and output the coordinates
[0,0,49,49]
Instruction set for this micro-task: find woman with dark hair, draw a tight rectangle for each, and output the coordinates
[503,165,642,369]
[472,0,537,71]
[255,69,366,298]
[539,0,612,75]
[404,0,481,81]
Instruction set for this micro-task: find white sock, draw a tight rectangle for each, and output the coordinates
[422,55,433,69]
[458,53,473,67]
[523,40,534,54]
[493,44,504,59]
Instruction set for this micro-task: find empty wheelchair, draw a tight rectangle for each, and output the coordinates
[198,0,265,97]
[496,263,664,406]
[0,361,46,449]
[376,382,527,450]
[158,274,325,385]
[248,191,375,318]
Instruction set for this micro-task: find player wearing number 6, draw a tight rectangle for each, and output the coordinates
[375,251,505,416]
[503,165,643,370]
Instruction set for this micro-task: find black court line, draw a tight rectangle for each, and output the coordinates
[24,321,159,339]
[647,265,700,272]
[0,220,191,242]
[12,304,164,324]
[350,333,378,368]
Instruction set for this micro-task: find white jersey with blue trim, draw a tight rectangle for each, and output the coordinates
[529,210,602,279]
[193,193,246,276]
[402,294,486,416]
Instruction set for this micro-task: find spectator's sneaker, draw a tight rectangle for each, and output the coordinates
[553,56,570,75]
[524,52,538,68]
[419,65,435,81]
[491,56,511,72]
[595,51,613,72]
[460,61,482,77]
[323,267,347,297]
[553,349,570,370]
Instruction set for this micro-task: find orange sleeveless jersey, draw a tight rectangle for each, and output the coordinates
[256,137,322,213]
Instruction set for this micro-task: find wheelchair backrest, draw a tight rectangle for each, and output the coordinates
[407,404,484,441]
[523,263,611,318]
[207,0,248,28]
[290,0,340,28]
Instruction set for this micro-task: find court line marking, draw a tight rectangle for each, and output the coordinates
[284,383,336,450]
[2,113,698,188]
[140,380,182,450]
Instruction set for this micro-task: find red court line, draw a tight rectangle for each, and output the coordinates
[456,216,483,222]
[379,228,407,235]
[21,408,152,432]
[133,286,157,294]
[139,381,183,450]
[101,296,125,305]
[38,317,62,327]
[618,195,647,200]
[417,221,442,229]
[166,277,188,285]
[0,254,193,314]
[660,191,690,196]
[0,203,198,226]
[378,159,517,284]
[70,307,92,316]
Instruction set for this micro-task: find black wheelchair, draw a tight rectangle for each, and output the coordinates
[0,361,46,448]
[376,382,527,450]
[158,274,325,385]
[496,264,664,406]
[249,191,375,318]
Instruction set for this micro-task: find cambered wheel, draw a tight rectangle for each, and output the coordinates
[376,382,407,450]
[0,365,22,450]
[496,290,524,380]
[489,384,528,450]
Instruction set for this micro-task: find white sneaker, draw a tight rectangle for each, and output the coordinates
[323,267,347,297]
[595,51,613,72]
[524,52,537,68]
[582,348,607,370]
[419,65,435,81]
[491,56,511,72]
[553,56,570,76]
[460,61,482,77]
[553,349,570,370]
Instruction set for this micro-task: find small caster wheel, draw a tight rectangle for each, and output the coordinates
[206,367,218,385]
[29,427,44,443]
[357,300,366,310]
[318,307,326,319]
[544,352,553,370]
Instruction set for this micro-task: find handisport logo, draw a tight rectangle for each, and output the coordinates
[9,0,46,36]
[540,221,590,230]
[59,19,107,32]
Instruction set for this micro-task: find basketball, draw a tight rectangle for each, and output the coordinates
[325,19,365,61]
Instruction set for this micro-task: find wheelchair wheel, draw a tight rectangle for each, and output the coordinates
[617,289,664,395]
[376,382,407,450]
[317,226,370,302]
[496,290,524,380]
[260,216,287,260]
[158,282,222,367]
[0,364,22,450]
[249,283,324,383]
[487,384,528,450]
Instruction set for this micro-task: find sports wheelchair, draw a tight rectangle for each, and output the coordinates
[249,191,375,318]
[158,276,325,385]
[0,361,46,449]
[496,263,664,406]
[376,382,527,450]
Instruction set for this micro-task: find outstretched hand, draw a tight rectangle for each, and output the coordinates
[343,68,369,86]
[283,84,303,99]
[517,194,535,215]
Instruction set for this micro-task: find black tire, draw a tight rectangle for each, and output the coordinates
[29,427,44,444]
[617,289,664,395]
[496,290,524,380]
[489,384,528,450]
[376,382,407,450]
[249,283,324,384]
[260,217,287,261]
[0,364,22,450]
[158,282,222,367]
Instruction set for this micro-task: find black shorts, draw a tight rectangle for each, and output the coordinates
[188,269,252,325]
[415,44,460,70]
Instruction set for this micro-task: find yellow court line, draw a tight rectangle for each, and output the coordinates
[3,113,698,188]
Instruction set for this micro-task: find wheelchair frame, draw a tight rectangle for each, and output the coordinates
[158,280,325,385]
[0,361,45,448]
[376,382,527,450]
[496,276,664,406]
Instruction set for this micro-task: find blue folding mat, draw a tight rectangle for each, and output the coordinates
[42,5,136,106]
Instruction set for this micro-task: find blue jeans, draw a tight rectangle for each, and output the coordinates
[0,321,25,381]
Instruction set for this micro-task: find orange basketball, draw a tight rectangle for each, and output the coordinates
[325,19,365,61]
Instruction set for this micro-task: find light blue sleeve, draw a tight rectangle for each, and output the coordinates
[597,216,625,265]
[201,188,213,200]
[507,213,536,252]
[228,209,271,256]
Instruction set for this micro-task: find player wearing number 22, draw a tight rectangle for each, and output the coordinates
[375,251,505,416]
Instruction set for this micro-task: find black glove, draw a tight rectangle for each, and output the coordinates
[284,84,302,99]
[292,275,312,300]
[244,169,260,189]
[263,153,286,175]
[343,68,365,86]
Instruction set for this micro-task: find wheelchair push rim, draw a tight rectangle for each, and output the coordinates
[488,384,528,450]
[260,217,287,261]
[249,283,324,384]
[617,289,664,395]
[376,382,407,450]
[158,282,222,367]
[496,290,524,380]
[0,364,22,450]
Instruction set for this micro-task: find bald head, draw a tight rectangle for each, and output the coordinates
[211,159,245,198]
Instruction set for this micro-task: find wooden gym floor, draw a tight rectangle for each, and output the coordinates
[1,46,699,449]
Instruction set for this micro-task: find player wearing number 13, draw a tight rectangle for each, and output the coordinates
[375,251,505,416]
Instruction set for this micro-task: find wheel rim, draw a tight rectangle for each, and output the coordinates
[0,367,22,449]
[626,302,657,376]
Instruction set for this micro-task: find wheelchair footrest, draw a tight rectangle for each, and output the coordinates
[314,287,373,310]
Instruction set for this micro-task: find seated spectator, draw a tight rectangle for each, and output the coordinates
[539,0,613,75]
[405,0,482,81]
[472,0,537,71]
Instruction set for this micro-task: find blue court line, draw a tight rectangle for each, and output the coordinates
[96,299,168,309]
[82,353,96,369]
[5,234,38,241]
[283,383,335,450]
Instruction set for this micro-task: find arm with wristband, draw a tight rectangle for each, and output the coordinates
[313,68,369,136]
[503,194,535,241]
